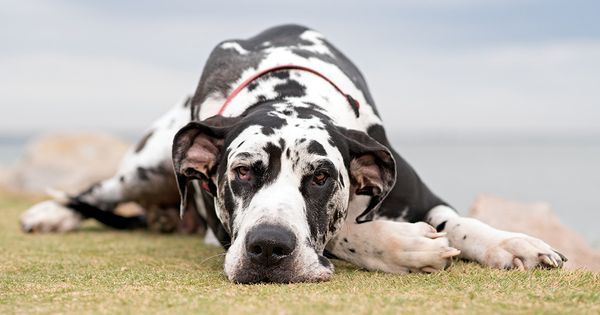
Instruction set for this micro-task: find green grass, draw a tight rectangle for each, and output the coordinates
[1,191,599,315]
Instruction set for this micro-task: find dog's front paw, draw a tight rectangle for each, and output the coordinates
[484,233,567,270]
[20,200,82,233]
[384,222,461,274]
[396,236,461,274]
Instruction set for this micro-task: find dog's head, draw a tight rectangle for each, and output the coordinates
[172,101,395,283]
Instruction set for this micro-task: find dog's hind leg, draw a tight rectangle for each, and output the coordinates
[20,97,193,233]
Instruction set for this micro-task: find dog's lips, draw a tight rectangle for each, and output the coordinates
[228,254,334,284]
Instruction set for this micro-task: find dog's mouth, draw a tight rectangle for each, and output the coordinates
[228,255,334,284]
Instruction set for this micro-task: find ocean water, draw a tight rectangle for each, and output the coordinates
[1,138,598,242]
[0,141,24,164]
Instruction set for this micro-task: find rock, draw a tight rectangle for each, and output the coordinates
[0,166,9,187]
[470,194,600,271]
[0,132,130,194]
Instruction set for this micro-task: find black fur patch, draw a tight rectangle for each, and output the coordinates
[273,79,306,98]
[183,96,192,107]
[261,126,275,135]
[436,220,447,232]
[262,142,283,186]
[137,167,149,181]
[346,95,360,117]
[270,70,290,80]
[223,182,237,230]
[328,205,344,235]
[307,140,326,156]
[279,138,286,150]
[318,254,332,268]
[366,124,386,145]
[300,160,339,243]
[247,82,258,91]
[134,130,154,153]
[67,198,146,230]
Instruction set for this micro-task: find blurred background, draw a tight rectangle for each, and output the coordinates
[1,0,599,241]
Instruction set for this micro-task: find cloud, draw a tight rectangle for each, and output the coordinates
[0,53,196,133]
[368,40,600,135]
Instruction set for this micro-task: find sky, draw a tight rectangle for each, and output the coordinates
[1,0,599,140]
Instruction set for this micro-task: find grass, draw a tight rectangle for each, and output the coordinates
[1,190,599,315]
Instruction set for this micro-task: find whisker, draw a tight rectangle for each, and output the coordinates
[199,252,227,265]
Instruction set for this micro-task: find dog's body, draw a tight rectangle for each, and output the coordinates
[21,25,566,283]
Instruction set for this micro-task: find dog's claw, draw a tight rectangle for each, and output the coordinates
[540,254,556,268]
[426,232,447,239]
[440,248,460,258]
[550,256,560,268]
[553,249,568,262]
[513,257,525,270]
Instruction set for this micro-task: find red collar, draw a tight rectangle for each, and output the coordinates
[217,64,359,115]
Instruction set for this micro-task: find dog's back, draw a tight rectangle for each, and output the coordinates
[191,24,379,123]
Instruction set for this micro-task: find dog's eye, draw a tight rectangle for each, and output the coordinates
[235,166,251,181]
[313,171,329,186]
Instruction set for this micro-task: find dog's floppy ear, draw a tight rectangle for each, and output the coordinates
[172,116,240,217]
[340,128,396,223]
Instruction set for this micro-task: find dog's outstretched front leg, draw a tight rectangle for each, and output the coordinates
[425,205,567,270]
[326,220,460,274]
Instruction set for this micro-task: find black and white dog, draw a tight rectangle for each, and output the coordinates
[21,24,566,283]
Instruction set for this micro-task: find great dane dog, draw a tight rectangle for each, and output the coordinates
[20,24,566,283]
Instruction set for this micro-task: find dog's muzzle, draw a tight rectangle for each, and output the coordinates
[226,221,334,283]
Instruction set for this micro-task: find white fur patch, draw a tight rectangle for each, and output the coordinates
[220,42,249,55]
[298,30,334,57]
[203,228,220,246]
[20,200,82,233]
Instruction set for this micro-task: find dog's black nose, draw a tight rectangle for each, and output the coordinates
[245,224,296,267]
